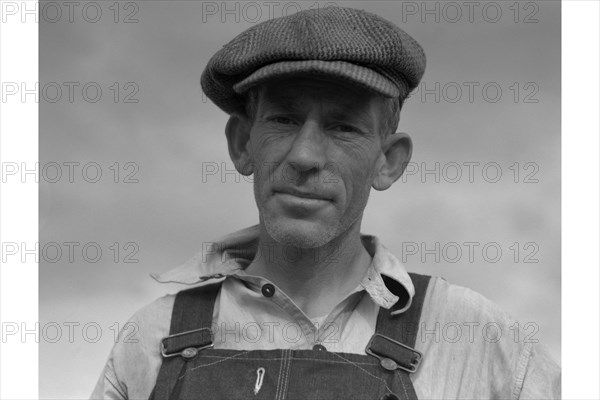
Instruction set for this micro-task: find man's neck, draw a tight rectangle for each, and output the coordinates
[245,223,373,318]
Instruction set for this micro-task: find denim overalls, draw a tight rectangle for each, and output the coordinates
[149,273,430,400]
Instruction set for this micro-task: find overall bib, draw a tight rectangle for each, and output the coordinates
[149,273,430,400]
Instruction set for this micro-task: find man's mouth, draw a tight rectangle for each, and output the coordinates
[273,188,332,201]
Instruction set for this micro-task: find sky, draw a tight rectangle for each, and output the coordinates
[38,1,560,398]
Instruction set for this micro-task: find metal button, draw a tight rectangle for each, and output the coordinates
[312,344,327,351]
[181,347,198,359]
[261,283,275,297]
[380,357,398,371]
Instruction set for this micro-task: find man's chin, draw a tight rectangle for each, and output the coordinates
[264,219,336,249]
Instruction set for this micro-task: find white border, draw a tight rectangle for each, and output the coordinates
[562,0,600,399]
[0,0,599,398]
[0,0,40,398]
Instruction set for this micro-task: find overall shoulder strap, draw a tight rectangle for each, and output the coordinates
[364,273,431,400]
[366,273,431,380]
[375,272,431,347]
[169,282,222,333]
[149,282,222,400]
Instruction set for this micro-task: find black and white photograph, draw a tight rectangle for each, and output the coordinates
[1,0,598,399]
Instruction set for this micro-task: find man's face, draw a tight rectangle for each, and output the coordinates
[245,76,389,248]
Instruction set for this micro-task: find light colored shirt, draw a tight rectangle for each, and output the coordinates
[91,225,560,400]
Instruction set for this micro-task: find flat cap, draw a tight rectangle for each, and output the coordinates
[201,6,426,115]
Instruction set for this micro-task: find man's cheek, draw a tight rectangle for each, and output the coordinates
[251,160,278,188]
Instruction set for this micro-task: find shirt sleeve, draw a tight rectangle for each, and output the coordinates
[89,294,175,400]
[514,342,561,399]
[415,276,561,399]
[90,355,128,400]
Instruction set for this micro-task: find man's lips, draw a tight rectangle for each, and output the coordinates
[273,188,333,201]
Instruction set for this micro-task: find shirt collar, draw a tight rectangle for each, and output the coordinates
[151,225,415,314]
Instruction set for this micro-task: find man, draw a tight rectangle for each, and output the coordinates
[92,6,560,400]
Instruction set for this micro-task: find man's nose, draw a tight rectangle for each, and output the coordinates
[284,120,327,174]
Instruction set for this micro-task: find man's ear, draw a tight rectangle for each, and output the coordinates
[372,132,413,191]
[225,114,253,176]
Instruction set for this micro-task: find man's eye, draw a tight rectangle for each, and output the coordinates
[270,116,296,125]
[332,124,359,133]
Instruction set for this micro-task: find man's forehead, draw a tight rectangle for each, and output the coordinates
[256,76,384,114]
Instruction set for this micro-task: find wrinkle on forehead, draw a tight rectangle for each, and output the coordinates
[256,76,385,132]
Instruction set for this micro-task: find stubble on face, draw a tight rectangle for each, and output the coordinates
[248,77,386,249]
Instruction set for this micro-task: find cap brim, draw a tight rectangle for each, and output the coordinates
[233,60,400,98]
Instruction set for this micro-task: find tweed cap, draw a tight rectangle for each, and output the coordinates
[201,6,426,115]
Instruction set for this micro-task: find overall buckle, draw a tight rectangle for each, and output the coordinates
[160,327,214,358]
[365,333,422,374]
